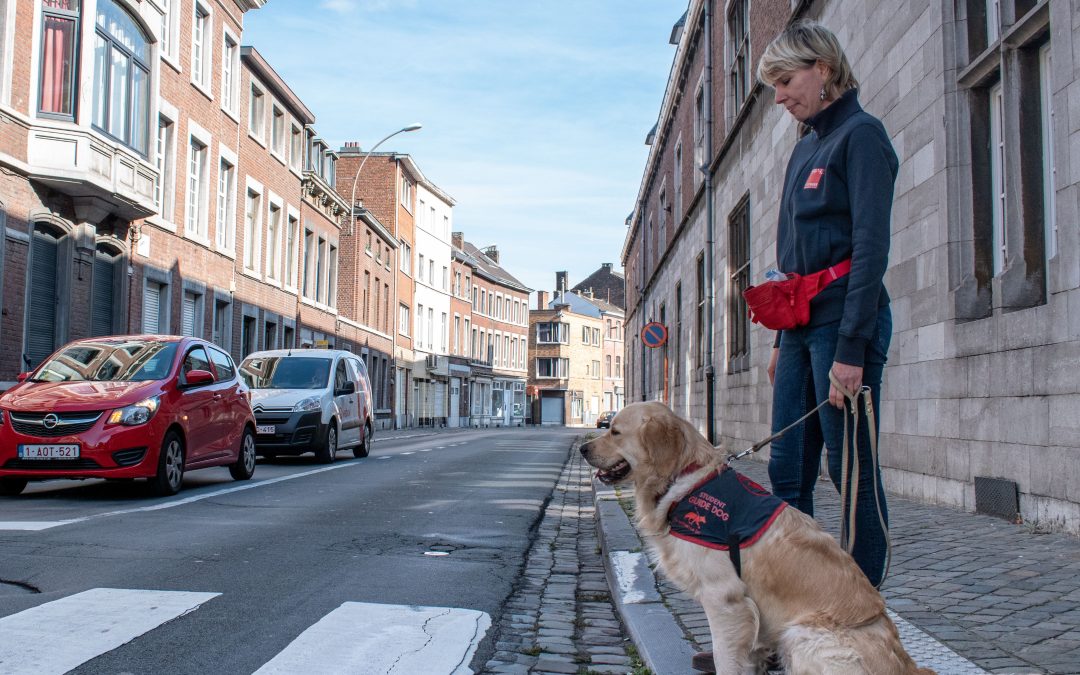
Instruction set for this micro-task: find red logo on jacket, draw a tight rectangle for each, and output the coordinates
[804,168,825,189]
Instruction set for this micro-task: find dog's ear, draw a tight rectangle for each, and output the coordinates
[640,412,685,477]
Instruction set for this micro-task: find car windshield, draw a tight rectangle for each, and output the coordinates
[30,340,179,383]
[240,357,331,390]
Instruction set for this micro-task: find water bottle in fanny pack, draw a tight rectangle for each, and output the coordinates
[741,259,851,331]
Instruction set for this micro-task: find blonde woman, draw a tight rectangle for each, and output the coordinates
[758,20,898,589]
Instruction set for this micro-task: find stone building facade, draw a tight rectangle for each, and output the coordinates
[624,0,1080,532]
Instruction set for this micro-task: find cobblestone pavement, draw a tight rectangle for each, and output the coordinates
[481,442,638,675]
[660,460,1080,675]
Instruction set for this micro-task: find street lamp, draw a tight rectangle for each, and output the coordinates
[346,122,422,234]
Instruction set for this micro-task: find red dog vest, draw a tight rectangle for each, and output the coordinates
[668,468,787,556]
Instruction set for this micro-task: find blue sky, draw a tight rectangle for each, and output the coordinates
[243,0,685,296]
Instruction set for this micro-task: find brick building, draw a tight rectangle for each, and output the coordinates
[454,236,529,427]
[624,0,1080,532]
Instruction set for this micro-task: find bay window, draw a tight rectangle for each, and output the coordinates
[92,0,150,154]
[39,0,79,118]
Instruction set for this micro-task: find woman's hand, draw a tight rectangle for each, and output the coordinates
[768,347,779,385]
[829,361,863,409]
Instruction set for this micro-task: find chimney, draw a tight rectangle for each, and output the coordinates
[451,231,464,250]
[537,290,549,310]
[482,245,499,264]
[555,271,568,296]
[602,262,613,272]
[339,141,363,155]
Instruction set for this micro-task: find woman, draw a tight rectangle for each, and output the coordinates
[758,20,898,588]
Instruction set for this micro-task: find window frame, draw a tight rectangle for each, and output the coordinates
[91,0,152,156]
[37,0,80,120]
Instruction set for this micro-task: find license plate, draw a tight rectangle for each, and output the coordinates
[256,425,276,435]
[18,444,80,459]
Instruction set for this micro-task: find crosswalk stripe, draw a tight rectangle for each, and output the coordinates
[0,588,219,675]
[254,601,491,675]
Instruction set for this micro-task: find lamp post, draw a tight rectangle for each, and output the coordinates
[347,122,422,233]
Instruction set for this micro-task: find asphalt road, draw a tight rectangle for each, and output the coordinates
[0,426,580,674]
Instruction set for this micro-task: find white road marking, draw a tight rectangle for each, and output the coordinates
[254,601,491,675]
[401,451,416,455]
[610,551,648,604]
[0,461,360,532]
[377,456,392,460]
[0,520,78,531]
[0,588,219,675]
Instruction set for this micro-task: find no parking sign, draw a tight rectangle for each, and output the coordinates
[640,322,668,349]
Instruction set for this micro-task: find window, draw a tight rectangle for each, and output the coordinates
[615,355,622,378]
[727,0,749,116]
[181,290,203,337]
[290,124,303,171]
[428,259,435,286]
[1039,43,1056,262]
[582,325,589,343]
[675,283,682,385]
[315,236,326,303]
[696,252,705,367]
[266,202,281,280]
[427,307,434,349]
[159,0,176,61]
[155,116,176,221]
[186,137,208,239]
[416,303,424,348]
[249,84,265,139]
[39,0,79,118]
[285,212,298,287]
[399,174,413,211]
[442,266,448,291]
[215,157,235,250]
[143,280,168,333]
[243,187,261,271]
[271,106,285,157]
[191,3,210,89]
[536,358,569,378]
[212,297,231,349]
[989,81,1006,276]
[659,188,668,248]
[605,355,612,377]
[673,142,683,220]
[208,347,235,381]
[537,322,568,344]
[727,196,750,372]
[328,244,339,308]
[221,32,239,113]
[592,360,601,379]
[693,83,705,174]
[418,253,425,280]
[302,229,314,297]
[92,0,151,154]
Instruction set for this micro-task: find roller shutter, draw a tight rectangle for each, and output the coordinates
[26,230,59,366]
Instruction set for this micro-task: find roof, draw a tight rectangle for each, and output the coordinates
[240,47,315,125]
[546,291,603,318]
[569,264,625,309]
[459,240,532,293]
[336,149,456,206]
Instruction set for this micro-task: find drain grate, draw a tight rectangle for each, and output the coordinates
[974,476,1020,522]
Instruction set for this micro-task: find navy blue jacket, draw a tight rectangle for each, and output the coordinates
[775,89,899,366]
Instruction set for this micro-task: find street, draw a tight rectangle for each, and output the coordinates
[0,427,581,674]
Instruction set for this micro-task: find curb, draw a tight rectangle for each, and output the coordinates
[592,476,697,675]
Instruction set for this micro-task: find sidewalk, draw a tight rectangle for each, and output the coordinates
[593,456,1080,675]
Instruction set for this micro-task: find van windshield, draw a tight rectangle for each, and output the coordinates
[240,357,331,390]
[31,340,179,382]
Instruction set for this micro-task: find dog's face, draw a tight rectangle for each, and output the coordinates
[580,402,686,486]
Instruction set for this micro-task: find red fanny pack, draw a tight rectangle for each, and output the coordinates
[742,259,851,331]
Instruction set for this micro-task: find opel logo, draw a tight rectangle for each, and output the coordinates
[42,413,60,429]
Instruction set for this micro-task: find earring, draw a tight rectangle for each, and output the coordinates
[819,87,827,101]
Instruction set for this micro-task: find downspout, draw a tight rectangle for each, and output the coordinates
[703,0,717,444]
[638,205,646,402]
[391,158,401,429]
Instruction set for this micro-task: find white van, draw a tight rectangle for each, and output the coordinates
[238,349,373,462]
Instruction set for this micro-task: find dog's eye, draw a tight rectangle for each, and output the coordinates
[610,428,620,436]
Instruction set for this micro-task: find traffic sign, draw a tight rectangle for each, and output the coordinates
[640,322,668,348]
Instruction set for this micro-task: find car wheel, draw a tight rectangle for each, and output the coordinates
[315,421,337,464]
[229,428,257,481]
[0,477,28,496]
[353,421,372,459]
[150,431,185,496]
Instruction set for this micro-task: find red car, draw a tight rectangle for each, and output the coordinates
[0,335,257,497]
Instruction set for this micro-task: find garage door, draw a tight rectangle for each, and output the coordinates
[540,393,564,426]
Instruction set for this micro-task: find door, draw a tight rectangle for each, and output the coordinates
[448,377,460,428]
[208,346,245,458]
[540,393,565,425]
[347,357,371,441]
[177,346,218,461]
[91,251,117,337]
[333,358,360,448]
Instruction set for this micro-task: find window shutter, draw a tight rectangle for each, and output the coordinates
[182,293,196,336]
[143,282,161,334]
[27,231,59,366]
[91,254,116,336]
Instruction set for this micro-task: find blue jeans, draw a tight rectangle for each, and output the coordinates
[768,306,892,587]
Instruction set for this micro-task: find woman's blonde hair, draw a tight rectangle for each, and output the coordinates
[757,19,858,97]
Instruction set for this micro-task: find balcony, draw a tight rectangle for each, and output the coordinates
[27,123,157,220]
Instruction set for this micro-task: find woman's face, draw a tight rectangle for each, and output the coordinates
[773,62,830,122]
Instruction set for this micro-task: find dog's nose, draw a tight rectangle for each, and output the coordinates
[579,441,590,457]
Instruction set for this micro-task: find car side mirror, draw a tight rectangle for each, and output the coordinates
[336,381,356,396]
[16,372,29,383]
[182,369,215,387]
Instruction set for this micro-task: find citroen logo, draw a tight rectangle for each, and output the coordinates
[42,413,60,429]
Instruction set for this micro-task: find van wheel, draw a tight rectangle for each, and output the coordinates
[0,477,28,496]
[316,422,337,464]
[229,428,257,481]
[353,422,372,458]
[150,431,185,496]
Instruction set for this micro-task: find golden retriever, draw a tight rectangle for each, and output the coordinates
[580,402,932,675]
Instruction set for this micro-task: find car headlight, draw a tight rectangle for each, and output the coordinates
[294,396,322,412]
[107,396,160,426]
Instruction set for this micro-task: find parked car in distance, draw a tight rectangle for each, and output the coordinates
[238,349,373,463]
[596,411,616,429]
[0,335,257,497]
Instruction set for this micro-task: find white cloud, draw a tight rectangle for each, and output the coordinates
[319,0,356,13]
